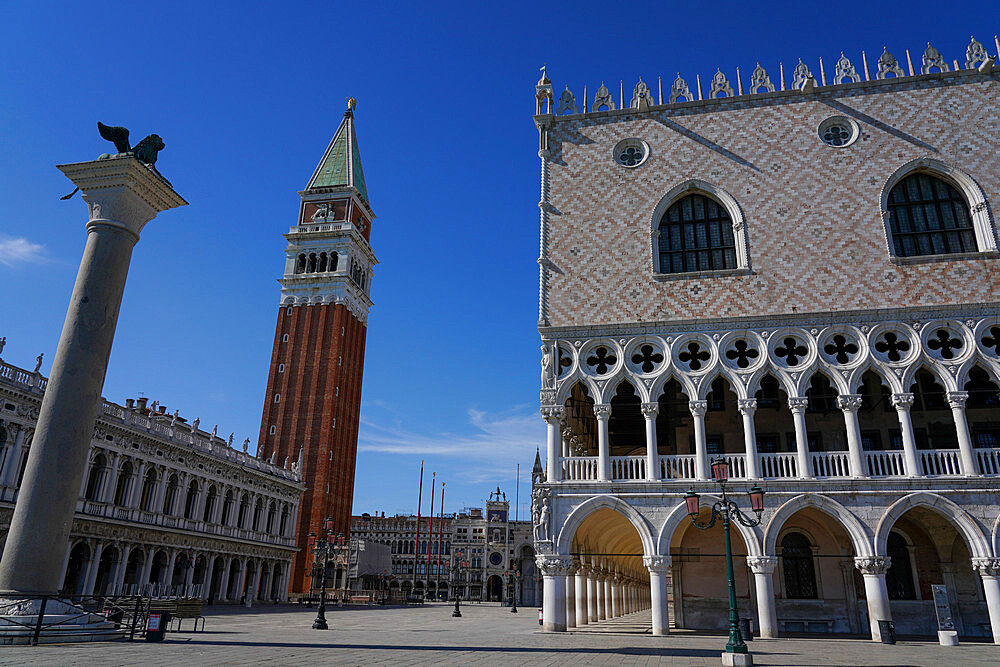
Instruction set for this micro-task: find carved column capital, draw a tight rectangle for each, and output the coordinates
[688,400,708,417]
[971,557,1000,577]
[890,393,915,410]
[593,404,612,420]
[947,391,969,409]
[737,398,758,415]
[640,402,659,418]
[540,406,565,423]
[567,559,582,576]
[643,555,672,573]
[787,397,810,413]
[535,554,573,576]
[854,556,891,575]
[745,556,778,574]
[837,394,864,412]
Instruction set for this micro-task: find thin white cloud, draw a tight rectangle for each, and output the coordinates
[0,236,45,267]
[358,405,544,484]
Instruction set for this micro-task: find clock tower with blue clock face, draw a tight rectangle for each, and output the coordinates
[483,486,514,602]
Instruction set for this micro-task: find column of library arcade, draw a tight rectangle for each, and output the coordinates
[0,357,303,602]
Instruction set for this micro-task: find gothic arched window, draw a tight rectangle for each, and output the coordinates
[84,453,107,501]
[781,532,817,599]
[183,480,199,519]
[658,193,737,274]
[886,172,977,257]
[885,531,916,599]
[162,474,179,515]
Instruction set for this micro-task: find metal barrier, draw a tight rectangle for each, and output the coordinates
[0,594,151,645]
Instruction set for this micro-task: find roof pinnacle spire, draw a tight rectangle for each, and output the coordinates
[305,98,369,204]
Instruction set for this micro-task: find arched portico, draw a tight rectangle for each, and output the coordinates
[764,494,872,557]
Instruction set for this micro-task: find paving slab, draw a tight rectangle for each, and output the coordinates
[0,602,996,666]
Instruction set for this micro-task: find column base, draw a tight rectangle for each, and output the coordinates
[0,598,123,645]
[938,630,959,646]
[721,652,753,666]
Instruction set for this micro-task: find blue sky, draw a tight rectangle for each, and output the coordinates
[0,1,993,520]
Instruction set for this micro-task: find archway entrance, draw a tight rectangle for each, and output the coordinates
[487,575,503,602]
[62,542,90,595]
[94,546,118,596]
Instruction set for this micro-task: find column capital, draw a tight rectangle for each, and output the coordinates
[947,391,969,409]
[536,554,574,576]
[640,402,659,418]
[593,404,612,420]
[737,398,758,415]
[854,556,891,575]
[787,396,809,413]
[890,392,915,410]
[745,555,778,574]
[540,406,565,422]
[643,555,672,573]
[688,400,708,417]
[58,156,187,241]
[567,560,582,576]
[971,557,1000,577]
[837,394,864,412]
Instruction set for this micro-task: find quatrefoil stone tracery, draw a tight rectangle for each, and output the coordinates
[874,331,911,362]
[678,342,711,371]
[631,344,664,373]
[983,326,1000,356]
[586,346,617,374]
[823,334,859,364]
[774,337,807,366]
[927,328,964,360]
[725,339,759,369]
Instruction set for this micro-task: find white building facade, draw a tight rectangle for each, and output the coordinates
[0,355,303,602]
[532,38,1000,642]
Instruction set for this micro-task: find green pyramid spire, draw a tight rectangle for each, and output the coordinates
[305,104,369,204]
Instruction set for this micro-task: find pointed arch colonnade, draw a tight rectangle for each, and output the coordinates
[537,491,1000,642]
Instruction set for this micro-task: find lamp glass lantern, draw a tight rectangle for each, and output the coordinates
[710,457,729,482]
[684,490,700,517]
[308,531,317,548]
[748,485,765,513]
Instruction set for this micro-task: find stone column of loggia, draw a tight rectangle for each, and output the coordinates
[0,156,185,597]
[855,556,893,642]
[947,392,980,475]
[788,397,813,478]
[890,393,922,477]
[565,561,578,628]
[537,554,572,632]
[575,563,589,625]
[837,394,867,477]
[641,402,660,480]
[603,571,613,620]
[737,398,761,479]
[746,556,778,638]
[594,404,611,481]
[587,564,599,622]
[645,555,671,636]
[611,572,620,618]
[689,401,709,479]
[542,406,565,482]
[972,558,1000,644]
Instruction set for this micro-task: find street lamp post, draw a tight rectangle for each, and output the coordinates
[510,563,521,613]
[307,517,336,630]
[685,458,765,664]
[451,549,466,617]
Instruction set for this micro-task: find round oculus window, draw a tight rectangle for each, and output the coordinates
[489,551,503,566]
[613,138,650,168]
[818,116,859,148]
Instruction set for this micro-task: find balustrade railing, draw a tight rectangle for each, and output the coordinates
[976,448,1000,475]
[720,454,747,479]
[610,456,646,481]
[658,454,696,479]
[758,453,796,479]
[562,457,598,481]
[810,451,851,478]
[866,450,907,477]
[920,449,962,476]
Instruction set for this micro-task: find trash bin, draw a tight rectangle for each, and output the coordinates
[144,611,170,642]
[877,620,896,645]
[739,618,753,641]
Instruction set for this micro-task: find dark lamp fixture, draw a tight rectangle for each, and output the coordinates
[325,516,334,532]
[711,457,729,482]
[307,531,317,548]
[684,490,700,517]
[748,485,765,512]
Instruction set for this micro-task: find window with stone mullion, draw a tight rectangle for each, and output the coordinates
[888,173,977,257]
[658,194,737,273]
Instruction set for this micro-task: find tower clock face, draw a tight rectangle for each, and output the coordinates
[489,551,503,566]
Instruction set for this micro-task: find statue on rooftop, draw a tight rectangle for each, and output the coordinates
[97,122,165,166]
[33,353,43,373]
[0,337,6,356]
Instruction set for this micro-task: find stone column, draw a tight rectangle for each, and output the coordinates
[542,406,565,483]
[641,403,660,481]
[890,393,921,477]
[113,545,131,594]
[587,564,599,622]
[82,542,104,595]
[837,395,867,477]
[1,426,26,488]
[645,555,671,636]
[139,550,156,590]
[595,568,607,621]
[788,397,813,478]
[603,571,613,620]
[536,554,572,632]
[0,157,185,596]
[855,556,893,641]
[611,572,621,618]
[184,556,197,596]
[972,558,1000,644]
[102,454,120,504]
[594,405,611,481]
[129,462,147,509]
[689,401,709,480]
[738,398,761,479]
[565,561,578,628]
[165,550,179,593]
[947,392,979,475]
[746,556,778,639]
[220,557,233,601]
[574,564,589,625]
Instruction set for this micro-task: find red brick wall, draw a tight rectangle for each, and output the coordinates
[257,303,368,592]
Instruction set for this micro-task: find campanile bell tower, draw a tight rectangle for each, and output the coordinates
[258,100,376,592]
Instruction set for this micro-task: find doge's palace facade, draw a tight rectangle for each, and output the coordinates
[532,38,1000,642]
